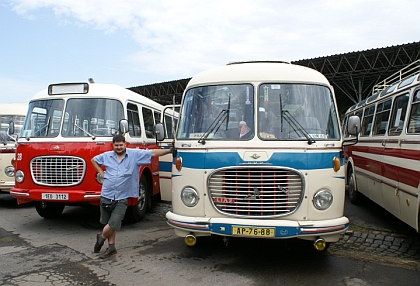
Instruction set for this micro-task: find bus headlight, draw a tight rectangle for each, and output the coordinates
[15,170,24,183]
[5,166,14,177]
[313,189,333,210]
[181,187,199,207]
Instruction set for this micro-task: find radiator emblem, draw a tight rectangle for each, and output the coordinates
[277,185,290,194]
[244,188,261,200]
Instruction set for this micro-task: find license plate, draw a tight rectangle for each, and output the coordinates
[232,226,275,237]
[42,193,69,200]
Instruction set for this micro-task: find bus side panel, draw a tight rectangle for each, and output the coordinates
[398,143,420,230]
[382,141,401,219]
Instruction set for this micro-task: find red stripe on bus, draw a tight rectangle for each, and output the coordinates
[351,152,419,188]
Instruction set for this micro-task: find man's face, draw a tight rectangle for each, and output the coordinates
[113,141,126,155]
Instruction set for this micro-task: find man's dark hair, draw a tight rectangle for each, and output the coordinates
[112,134,126,143]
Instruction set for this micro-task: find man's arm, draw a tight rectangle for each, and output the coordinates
[91,158,105,178]
[151,147,173,157]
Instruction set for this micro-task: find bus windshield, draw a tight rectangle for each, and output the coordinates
[21,99,64,138]
[61,98,124,137]
[177,84,254,140]
[177,83,340,141]
[258,83,340,140]
[21,98,124,138]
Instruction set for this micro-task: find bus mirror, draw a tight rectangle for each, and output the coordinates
[8,121,15,135]
[155,123,165,141]
[347,115,360,135]
[119,119,129,134]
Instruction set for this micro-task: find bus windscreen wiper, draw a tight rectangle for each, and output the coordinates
[282,110,315,145]
[198,109,229,145]
[198,94,230,144]
[73,116,96,139]
[33,116,51,137]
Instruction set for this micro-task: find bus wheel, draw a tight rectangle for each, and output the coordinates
[126,174,148,222]
[34,202,65,219]
[347,169,360,204]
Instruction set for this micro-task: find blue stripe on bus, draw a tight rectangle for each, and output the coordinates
[176,151,343,170]
[159,161,173,172]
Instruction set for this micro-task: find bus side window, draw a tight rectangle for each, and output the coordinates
[388,93,409,136]
[164,114,175,139]
[408,90,420,134]
[361,105,375,136]
[127,103,141,137]
[154,111,161,125]
[372,99,391,136]
[142,107,155,138]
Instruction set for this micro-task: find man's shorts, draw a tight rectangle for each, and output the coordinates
[100,197,128,231]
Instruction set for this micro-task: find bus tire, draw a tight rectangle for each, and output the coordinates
[125,174,148,222]
[347,168,360,204]
[34,202,65,219]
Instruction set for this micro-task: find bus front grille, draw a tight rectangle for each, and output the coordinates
[30,156,86,186]
[208,167,304,217]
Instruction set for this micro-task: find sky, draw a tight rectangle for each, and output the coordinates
[1,0,420,104]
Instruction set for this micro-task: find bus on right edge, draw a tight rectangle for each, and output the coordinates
[343,61,420,232]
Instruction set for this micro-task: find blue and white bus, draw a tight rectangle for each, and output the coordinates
[158,61,358,250]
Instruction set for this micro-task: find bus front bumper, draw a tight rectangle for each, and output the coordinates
[10,188,101,205]
[166,211,349,241]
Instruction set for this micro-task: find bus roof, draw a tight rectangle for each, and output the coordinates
[187,62,331,88]
[30,82,164,110]
[0,102,28,116]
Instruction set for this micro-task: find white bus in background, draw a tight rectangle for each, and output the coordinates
[156,61,359,251]
[10,81,177,220]
[343,61,420,232]
[0,102,27,193]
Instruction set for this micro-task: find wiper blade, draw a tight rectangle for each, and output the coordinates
[198,109,228,145]
[283,110,315,145]
[73,116,96,139]
[34,116,51,136]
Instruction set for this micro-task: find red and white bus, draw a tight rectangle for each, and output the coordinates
[343,61,420,232]
[11,81,176,220]
[0,102,27,193]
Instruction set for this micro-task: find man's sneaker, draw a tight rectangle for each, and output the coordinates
[94,233,104,253]
[99,248,117,259]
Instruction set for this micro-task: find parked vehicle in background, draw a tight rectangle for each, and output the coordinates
[343,60,420,232]
[0,102,27,193]
[156,61,359,251]
[10,81,177,220]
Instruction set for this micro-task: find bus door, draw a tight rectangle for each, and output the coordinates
[358,105,382,203]
[373,98,401,217]
[158,105,179,201]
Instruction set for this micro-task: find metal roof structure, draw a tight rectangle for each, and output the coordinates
[128,41,420,114]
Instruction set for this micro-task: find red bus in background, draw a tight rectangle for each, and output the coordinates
[11,81,176,221]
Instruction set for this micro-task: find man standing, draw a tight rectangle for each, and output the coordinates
[91,134,172,259]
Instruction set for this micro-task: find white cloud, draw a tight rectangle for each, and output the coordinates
[8,0,420,79]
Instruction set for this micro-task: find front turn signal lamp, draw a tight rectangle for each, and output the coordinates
[333,157,340,172]
[176,157,182,171]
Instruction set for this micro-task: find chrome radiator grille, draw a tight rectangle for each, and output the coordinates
[31,156,86,186]
[208,167,304,217]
